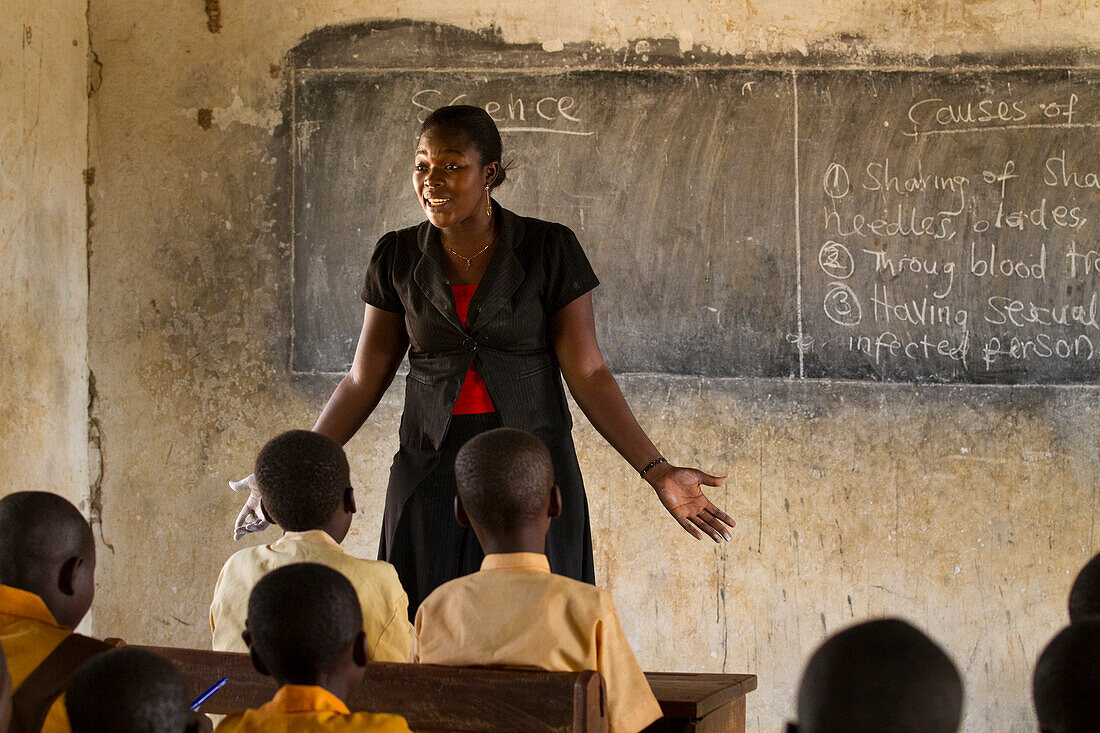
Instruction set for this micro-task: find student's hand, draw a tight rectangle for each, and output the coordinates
[230,474,269,541]
[186,712,214,733]
[646,462,735,542]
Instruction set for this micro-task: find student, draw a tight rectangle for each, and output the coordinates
[66,647,211,733]
[216,563,411,732]
[413,428,663,733]
[211,430,412,661]
[787,618,963,733]
[0,491,111,733]
[1033,618,1100,733]
[1067,551,1100,622]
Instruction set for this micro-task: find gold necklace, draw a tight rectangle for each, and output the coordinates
[443,229,497,271]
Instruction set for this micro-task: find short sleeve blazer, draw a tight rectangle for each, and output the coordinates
[361,204,599,451]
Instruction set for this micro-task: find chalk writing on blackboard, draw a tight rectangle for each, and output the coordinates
[800,72,1098,382]
[903,92,1099,137]
[411,88,594,135]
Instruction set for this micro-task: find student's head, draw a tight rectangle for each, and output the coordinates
[789,618,963,733]
[415,105,504,230]
[66,648,200,733]
[1033,618,1100,733]
[0,491,95,628]
[1068,552,1100,623]
[254,430,355,542]
[453,428,561,546]
[243,563,368,695]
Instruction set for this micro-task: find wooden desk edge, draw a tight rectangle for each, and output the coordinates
[644,672,758,719]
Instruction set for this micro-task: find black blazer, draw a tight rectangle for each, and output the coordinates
[361,203,600,451]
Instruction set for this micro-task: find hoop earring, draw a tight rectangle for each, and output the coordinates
[485,185,492,218]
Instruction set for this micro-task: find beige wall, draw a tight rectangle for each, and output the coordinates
[0,1,88,510]
[80,2,1099,732]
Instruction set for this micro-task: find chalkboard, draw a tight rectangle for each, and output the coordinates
[288,24,1099,383]
[798,69,1100,382]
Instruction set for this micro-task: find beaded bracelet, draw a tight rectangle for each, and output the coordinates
[639,456,667,478]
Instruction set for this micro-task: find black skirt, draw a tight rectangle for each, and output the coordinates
[378,412,595,617]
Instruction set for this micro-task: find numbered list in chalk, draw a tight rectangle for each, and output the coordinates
[797,71,1100,383]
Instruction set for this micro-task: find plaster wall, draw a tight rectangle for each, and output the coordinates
[86,2,1099,732]
[0,1,89,509]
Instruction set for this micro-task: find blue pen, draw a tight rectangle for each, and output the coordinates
[189,676,228,711]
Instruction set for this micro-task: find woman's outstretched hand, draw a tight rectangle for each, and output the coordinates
[230,473,269,541]
[645,463,735,542]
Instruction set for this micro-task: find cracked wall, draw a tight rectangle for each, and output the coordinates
[0,3,88,513]
[83,2,1099,733]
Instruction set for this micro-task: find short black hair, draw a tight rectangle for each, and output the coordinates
[1034,619,1100,732]
[419,105,507,188]
[1068,552,1100,623]
[796,618,963,733]
[247,563,362,684]
[0,492,93,588]
[66,648,188,733]
[254,430,350,532]
[454,428,554,535]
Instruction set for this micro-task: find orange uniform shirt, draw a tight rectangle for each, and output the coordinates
[413,553,663,733]
[0,585,75,733]
[210,530,413,662]
[213,684,411,732]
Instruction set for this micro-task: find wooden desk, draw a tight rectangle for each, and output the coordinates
[138,646,756,732]
[643,673,758,733]
[141,646,604,732]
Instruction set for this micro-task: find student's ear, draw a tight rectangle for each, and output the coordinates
[242,629,270,677]
[58,555,83,596]
[548,485,563,519]
[351,631,369,668]
[454,496,471,527]
[343,486,356,514]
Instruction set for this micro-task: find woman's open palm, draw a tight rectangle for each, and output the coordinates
[649,464,735,542]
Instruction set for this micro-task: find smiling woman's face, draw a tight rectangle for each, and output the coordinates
[414,126,498,230]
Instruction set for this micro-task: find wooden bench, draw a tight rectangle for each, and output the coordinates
[138,646,755,732]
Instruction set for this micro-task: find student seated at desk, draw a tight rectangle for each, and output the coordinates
[66,647,211,733]
[787,618,963,733]
[1068,551,1100,623]
[211,430,412,662]
[216,563,411,732]
[1033,618,1100,733]
[413,428,662,733]
[0,492,111,733]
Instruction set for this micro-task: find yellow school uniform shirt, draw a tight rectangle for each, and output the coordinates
[214,685,411,732]
[0,585,75,733]
[210,530,413,662]
[413,553,663,733]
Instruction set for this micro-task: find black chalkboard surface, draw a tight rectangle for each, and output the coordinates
[288,23,1099,383]
[291,68,798,377]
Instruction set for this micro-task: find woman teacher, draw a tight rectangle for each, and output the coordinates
[233,105,735,611]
